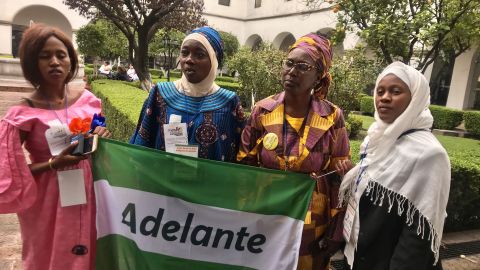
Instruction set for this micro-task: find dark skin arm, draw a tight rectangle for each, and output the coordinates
[21,126,111,175]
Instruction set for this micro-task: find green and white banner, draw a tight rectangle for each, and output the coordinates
[92,139,314,270]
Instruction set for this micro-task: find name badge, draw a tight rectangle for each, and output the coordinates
[343,196,357,241]
[45,120,71,156]
[174,144,199,158]
[57,169,87,207]
[169,114,182,123]
[163,122,188,153]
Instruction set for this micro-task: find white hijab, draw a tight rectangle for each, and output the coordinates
[341,62,450,266]
[175,33,220,97]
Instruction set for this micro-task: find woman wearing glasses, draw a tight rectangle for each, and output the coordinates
[237,33,352,270]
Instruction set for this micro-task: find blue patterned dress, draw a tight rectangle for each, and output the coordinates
[130,82,246,161]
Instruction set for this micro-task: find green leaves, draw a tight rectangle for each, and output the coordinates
[306,0,480,71]
[227,43,286,108]
[218,31,240,64]
[329,46,384,117]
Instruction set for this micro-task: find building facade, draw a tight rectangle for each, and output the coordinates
[0,0,478,109]
[0,0,89,56]
[203,0,479,110]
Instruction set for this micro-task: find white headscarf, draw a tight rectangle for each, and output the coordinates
[341,62,450,266]
[174,33,220,97]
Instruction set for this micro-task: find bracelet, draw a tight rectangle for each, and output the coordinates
[48,157,56,170]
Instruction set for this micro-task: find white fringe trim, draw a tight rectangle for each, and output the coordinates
[364,181,441,264]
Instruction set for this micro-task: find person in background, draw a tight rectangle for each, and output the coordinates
[130,26,245,161]
[340,62,450,270]
[0,23,111,270]
[114,66,131,81]
[237,33,352,270]
[127,63,139,81]
[98,61,112,77]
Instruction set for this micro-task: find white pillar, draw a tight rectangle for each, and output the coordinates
[446,47,478,109]
[423,62,433,82]
[0,24,12,55]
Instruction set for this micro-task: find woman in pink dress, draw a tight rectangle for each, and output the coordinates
[0,24,110,270]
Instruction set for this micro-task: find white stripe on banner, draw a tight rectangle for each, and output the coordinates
[95,180,303,270]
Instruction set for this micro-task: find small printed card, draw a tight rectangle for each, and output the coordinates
[163,122,188,153]
[57,169,87,207]
[174,144,199,158]
[45,120,71,156]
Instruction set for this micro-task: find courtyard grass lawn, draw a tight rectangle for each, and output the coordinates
[353,114,375,130]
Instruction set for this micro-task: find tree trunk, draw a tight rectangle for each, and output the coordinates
[136,28,152,91]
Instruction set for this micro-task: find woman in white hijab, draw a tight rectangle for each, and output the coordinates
[340,62,450,270]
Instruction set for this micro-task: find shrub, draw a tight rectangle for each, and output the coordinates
[464,111,480,136]
[350,137,480,232]
[346,115,363,139]
[149,69,163,77]
[429,105,463,130]
[360,96,375,115]
[170,70,182,77]
[215,76,237,83]
[91,80,147,142]
[329,46,383,116]
[217,81,240,92]
[84,66,94,76]
[445,157,480,232]
[227,43,286,109]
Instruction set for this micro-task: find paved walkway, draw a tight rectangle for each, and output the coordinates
[1,85,479,269]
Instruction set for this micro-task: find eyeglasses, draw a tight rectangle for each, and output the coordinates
[281,59,319,73]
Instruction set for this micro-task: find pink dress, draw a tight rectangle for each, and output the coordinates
[0,90,101,270]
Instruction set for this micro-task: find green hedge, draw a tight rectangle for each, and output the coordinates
[430,105,464,130]
[84,67,94,76]
[350,135,480,232]
[149,69,163,77]
[464,111,480,136]
[215,76,237,83]
[217,81,240,92]
[91,80,147,142]
[170,70,182,77]
[445,157,480,231]
[359,96,375,115]
[346,115,363,139]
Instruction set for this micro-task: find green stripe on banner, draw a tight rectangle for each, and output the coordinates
[96,234,255,270]
[92,138,314,220]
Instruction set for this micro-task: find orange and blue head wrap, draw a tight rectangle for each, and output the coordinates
[290,33,333,98]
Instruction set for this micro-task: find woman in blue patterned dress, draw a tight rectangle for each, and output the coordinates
[130,26,245,161]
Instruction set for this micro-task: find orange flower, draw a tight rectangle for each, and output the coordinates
[69,117,92,134]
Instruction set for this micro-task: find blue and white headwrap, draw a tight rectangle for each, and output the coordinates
[176,26,224,97]
[191,26,224,66]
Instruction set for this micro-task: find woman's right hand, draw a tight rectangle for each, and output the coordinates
[51,141,88,170]
[334,159,354,176]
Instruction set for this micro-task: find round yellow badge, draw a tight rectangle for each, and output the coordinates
[263,133,279,150]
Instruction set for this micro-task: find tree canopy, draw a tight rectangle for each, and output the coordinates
[305,0,480,72]
[65,0,206,89]
[227,43,286,109]
[76,19,128,61]
[218,31,240,65]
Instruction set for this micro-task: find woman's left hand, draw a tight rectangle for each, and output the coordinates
[334,159,353,176]
[92,126,112,138]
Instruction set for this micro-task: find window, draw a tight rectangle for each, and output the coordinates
[255,0,262,8]
[218,0,230,6]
